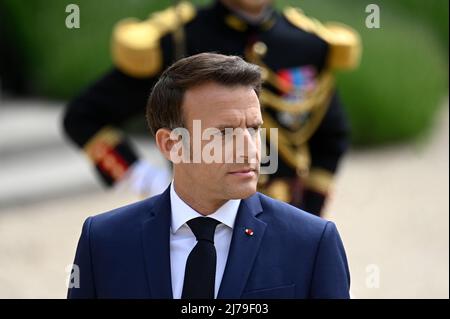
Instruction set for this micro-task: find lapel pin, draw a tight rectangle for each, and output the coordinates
[245,228,254,236]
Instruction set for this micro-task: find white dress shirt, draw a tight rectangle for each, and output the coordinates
[169,182,241,299]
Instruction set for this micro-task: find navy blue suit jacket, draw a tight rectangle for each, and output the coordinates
[67,187,350,299]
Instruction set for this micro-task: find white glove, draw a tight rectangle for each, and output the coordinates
[115,160,171,198]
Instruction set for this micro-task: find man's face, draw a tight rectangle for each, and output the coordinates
[225,0,272,15]
[175,82,262,201]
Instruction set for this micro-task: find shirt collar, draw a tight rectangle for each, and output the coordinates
[170,182,241,234]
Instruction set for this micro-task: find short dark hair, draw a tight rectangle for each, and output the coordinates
[146,53,262,136]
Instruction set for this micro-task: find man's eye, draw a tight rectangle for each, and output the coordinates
[249,126,261,134]
[214,129,229,137]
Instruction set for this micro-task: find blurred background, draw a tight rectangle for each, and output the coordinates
[0,0,448,298]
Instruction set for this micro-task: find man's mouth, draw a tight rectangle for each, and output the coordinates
[228,167,257,177]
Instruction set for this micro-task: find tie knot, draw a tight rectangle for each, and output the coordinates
[187,217,220,243]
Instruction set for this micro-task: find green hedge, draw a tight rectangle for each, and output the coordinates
[387,0,449,50]
[288,0,448,145]
[0,0,171,97]
[1,0,448,146]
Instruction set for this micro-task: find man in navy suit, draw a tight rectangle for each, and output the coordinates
[67,53,350,299]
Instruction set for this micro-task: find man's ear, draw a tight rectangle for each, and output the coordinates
[154,128,175,162]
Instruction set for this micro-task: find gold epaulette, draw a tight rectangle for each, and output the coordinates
[112,1,196,77]
[283,7,362,70]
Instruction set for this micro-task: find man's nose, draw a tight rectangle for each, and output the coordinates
[236,128,259,163]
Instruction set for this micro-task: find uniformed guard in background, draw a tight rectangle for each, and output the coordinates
[63,0,361,216]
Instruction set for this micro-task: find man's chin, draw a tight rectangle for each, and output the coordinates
[226,183,258,200]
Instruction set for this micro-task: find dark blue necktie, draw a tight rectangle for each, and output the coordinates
[182,217,220,299]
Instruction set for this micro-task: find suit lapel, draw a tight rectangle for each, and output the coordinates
[142,186,173,299]
[218,193,266,299]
